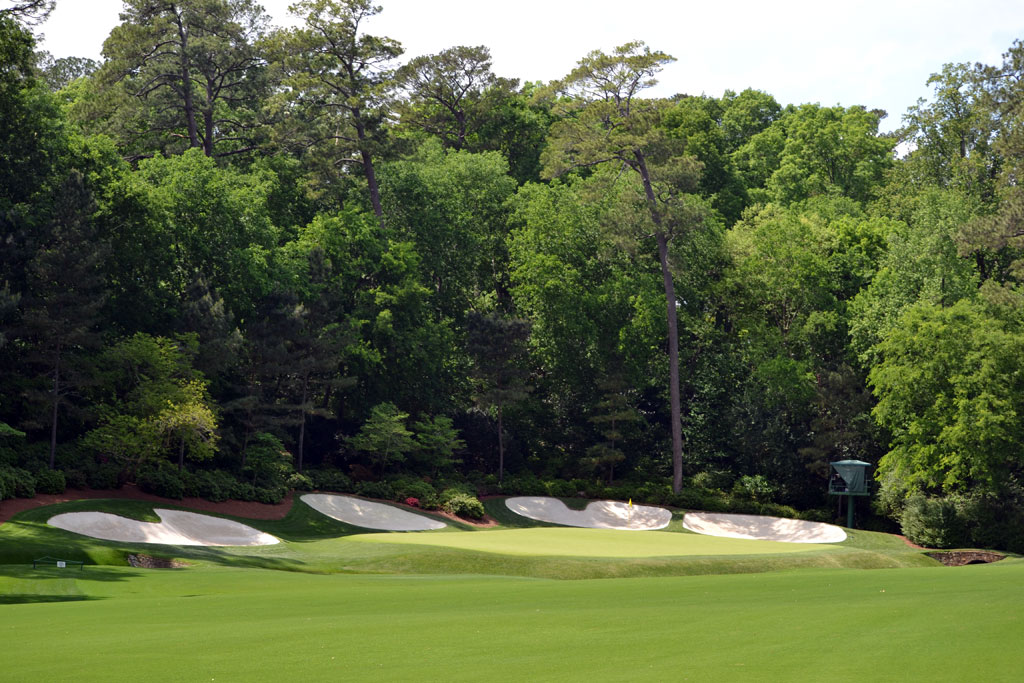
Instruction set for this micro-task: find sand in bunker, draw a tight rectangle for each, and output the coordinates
[301,494,446,531]
[47,509,279,546]
[505,496,672,530]
[682,511,847,543]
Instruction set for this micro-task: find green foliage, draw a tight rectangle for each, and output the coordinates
[347,403,417,476]
[273,0,401,215]
[871,299,1024,494]
[136,464,185,500]
[732,474,777,503]
[286,472,315,492]
[8,13,1024,530]
[0,465,35,498]
[849,188,980,363]
[128,150,279,319]
[0,422,25,438]
[761,104,893,205]
[440,490,485,519]
[954,488,1024,553]
[33,467,64,494]
[900,494,966,548]
[388,476,439,509]
[82,334,219,472]
[355,480,394,500]
[307,469,352,493]
[243,433,293,489]
[85,461,123,490]
[381,142,517,317]
[192,469,239,503]
[411,414,464,477]
[89,0,270,159]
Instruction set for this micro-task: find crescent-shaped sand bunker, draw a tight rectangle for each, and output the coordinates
[301,493,446,531]
[47,508,279,546]
[505,496,672,530]
[682,511,847,543]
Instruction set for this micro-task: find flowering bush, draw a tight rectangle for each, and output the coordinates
[405,496,420,507]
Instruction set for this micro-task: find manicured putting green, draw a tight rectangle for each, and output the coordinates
[344,527,835,557]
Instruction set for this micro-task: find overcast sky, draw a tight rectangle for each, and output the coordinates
[25,0,1024,132]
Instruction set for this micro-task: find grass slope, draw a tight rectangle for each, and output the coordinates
[0,497,932,578]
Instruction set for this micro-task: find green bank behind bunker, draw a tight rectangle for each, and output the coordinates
[1,496,1022,681]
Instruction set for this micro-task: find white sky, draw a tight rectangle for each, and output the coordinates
[23,0,1024,132]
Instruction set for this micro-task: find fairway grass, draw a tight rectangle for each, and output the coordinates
[3,561,1024,681]
[2,497,1021,679]
[344,527,835,558]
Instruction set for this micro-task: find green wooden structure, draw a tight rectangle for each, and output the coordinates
[829,460,871,528]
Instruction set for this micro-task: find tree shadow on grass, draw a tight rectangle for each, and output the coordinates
[0,594,102,605]
[0,563,138,582]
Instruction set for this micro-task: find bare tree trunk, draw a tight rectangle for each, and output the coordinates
[49,348,60,470]
[497,404,505,484]
[455,109,466,150]
[635,151,684,494]
[656,231,684,494]
[297,376,308,473]
[203,99,215,157]
[174,13,200,149]
[352,108,383,223]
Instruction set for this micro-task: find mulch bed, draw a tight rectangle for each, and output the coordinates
[0,484,295,526]
[126,553,190,569]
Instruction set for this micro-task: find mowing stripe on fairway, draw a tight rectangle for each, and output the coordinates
[343,526,836,557]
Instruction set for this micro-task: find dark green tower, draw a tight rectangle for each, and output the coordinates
[829,460,871,528]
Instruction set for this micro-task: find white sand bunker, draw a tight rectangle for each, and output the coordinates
[301,494,446,531]
[682,512,847,543]
[47,509,279,546]
[505,496,671,530]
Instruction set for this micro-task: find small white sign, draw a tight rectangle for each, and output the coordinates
[56,561,66,568]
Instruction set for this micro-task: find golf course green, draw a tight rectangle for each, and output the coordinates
[344,526,834,557]
[2,496,1022,681]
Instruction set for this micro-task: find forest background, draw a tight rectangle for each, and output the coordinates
[3,0,1024,550]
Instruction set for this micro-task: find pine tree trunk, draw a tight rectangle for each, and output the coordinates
[635,150,684,494]
[174,13,200,150]
[49,350,60,470]
[656,231,684,494]
[297,377,308,473]
[352,108,383,222]
[497,404,505,485]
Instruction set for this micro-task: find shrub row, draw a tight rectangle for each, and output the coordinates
[901,491,1024,552]
[0,465,70,500]
[136,465,287,504]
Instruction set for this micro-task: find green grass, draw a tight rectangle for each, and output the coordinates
[1,495,1019,680]
[344,527,835,557]
[2,561,1024,680]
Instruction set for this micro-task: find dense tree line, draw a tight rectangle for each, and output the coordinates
[3,1,1024,547]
